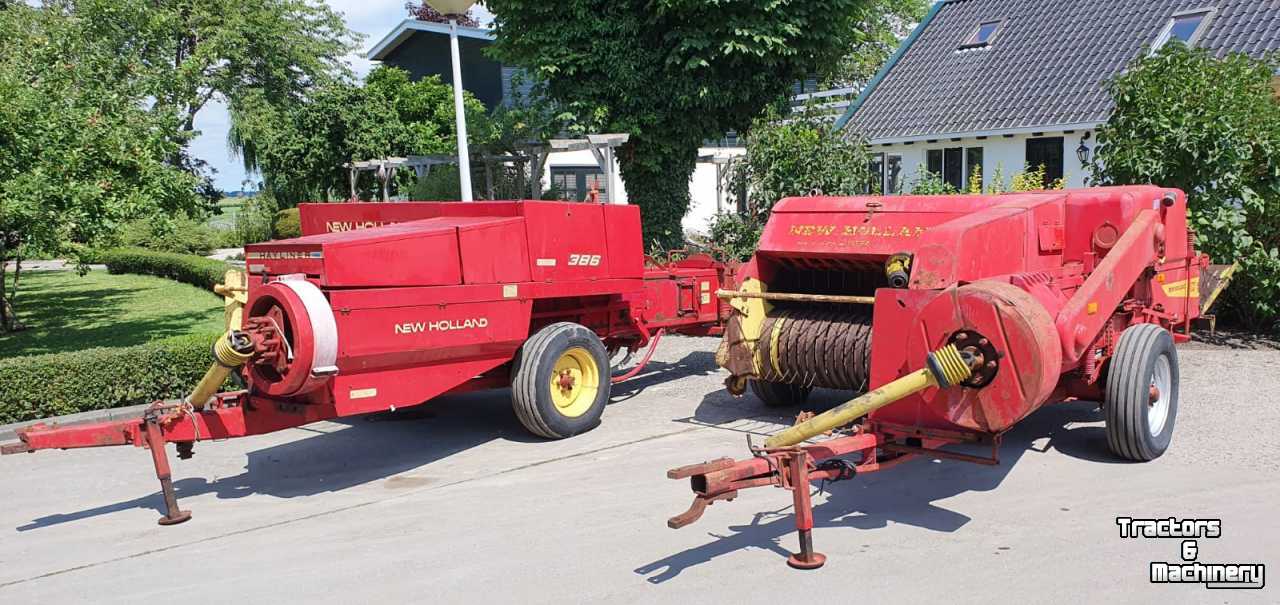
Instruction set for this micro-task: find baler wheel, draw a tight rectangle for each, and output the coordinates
[1104,324,1179,462]
[512,322,611,439]
[750,380,812,408]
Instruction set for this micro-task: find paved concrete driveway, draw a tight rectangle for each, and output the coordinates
[1,336,1275,603]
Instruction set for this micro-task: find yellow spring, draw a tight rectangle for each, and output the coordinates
[932,344,973,387]
[212,331,254,368]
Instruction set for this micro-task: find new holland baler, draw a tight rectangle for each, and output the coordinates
[2,200,732,524]
[667,185,1233,569]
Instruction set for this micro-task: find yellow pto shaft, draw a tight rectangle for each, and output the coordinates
[763,344,975,448]
[186,331,255,410]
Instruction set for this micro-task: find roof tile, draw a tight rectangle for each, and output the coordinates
[848,0,1280,142]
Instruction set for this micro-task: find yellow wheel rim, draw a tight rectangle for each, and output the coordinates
[549,347,600,418]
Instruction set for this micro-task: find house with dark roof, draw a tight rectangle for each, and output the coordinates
[366,20,519,110]
[836,0,1280,194]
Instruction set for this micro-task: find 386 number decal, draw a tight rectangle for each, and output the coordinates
[568,254,602,267]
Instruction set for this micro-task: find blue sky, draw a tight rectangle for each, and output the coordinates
[190,1,495,191]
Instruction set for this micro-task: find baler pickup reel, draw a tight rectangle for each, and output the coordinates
[668,342,985,570]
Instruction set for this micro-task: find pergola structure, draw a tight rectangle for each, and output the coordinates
[546,134,630,203]
[345,133,633,202]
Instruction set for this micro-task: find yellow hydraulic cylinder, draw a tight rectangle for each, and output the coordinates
[764,344,975,448]
[186,331,255,410]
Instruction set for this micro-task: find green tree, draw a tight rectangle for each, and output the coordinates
[54,0,358,205]
[709,108,870,258]
[66,0,356,133]
[0,4,200,331]
[486,0,876,248]
[232,67,494,208]
[823,0,929,89]
[739,108,870,212]
[1091,45,1280,329]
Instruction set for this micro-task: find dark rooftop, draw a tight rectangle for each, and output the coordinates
[843,0,1280,143]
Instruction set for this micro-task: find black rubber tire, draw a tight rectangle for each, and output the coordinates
[750,380,812,408]
[1105,324,1179,461]
[511,322,611,439]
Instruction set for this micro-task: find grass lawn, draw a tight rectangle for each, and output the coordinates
[0,269,224,358]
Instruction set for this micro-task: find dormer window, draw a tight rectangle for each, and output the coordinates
[1153,8,1216,51]
[961,20,1003,49]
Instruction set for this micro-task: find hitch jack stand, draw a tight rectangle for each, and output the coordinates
[785,450,825,570]
[144,415,191,526]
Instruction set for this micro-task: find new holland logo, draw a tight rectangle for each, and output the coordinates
[326,220,392,232]
[394,318,489,335]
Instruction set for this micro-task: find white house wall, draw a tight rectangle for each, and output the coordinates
[870,130,1094,193]
[539,147,744,235]
[686,147,747,234]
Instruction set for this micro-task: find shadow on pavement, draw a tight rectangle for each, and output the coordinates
[15,352,719,532]
[636,399,1113,583]
[609,351,718,403]
[14,390,533,531]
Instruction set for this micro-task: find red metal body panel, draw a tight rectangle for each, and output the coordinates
[238,201,732,420]
[247,219,467,287]
[298,201,523,235]
[521,202,614,282]
[602,205,646,279]
[737,186,1207,438]
[334,298,530,369]
[457,217,531,284]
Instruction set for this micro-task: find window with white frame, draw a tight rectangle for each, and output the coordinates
[927,147,983,192]
[869,154,885,194]
[550,166,609,202]
[867,153,904,194]
[886,154,903,194]
[1153,8,1216,52]
[961,20,1003,49]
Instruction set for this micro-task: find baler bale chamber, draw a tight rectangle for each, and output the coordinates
[670,185,1235,569]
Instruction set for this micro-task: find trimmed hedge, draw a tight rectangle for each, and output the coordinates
[0,332,227,424]
[101,247,231,290]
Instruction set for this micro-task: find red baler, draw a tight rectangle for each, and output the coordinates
[667,186,1233,569]
[2,200,732,524]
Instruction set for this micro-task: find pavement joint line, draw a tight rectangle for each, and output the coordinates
[0,419,757,590]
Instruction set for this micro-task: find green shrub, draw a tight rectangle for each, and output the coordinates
[62,243,106,265]
[224,195,278,246]
[119,213,221,256]
[707,107,870,258]
[1092,45,1280,329]
[1010,165,1065,192]
[101,248,231,291]
[907,169,959,195]
[708,212,764,261]
[411,165,464,201]
[0,332,228,424]
[273,208,301,239]
[737,107,871,214]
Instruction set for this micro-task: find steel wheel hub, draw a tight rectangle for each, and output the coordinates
[1148,355,1172,435]
[549,347,600,418]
